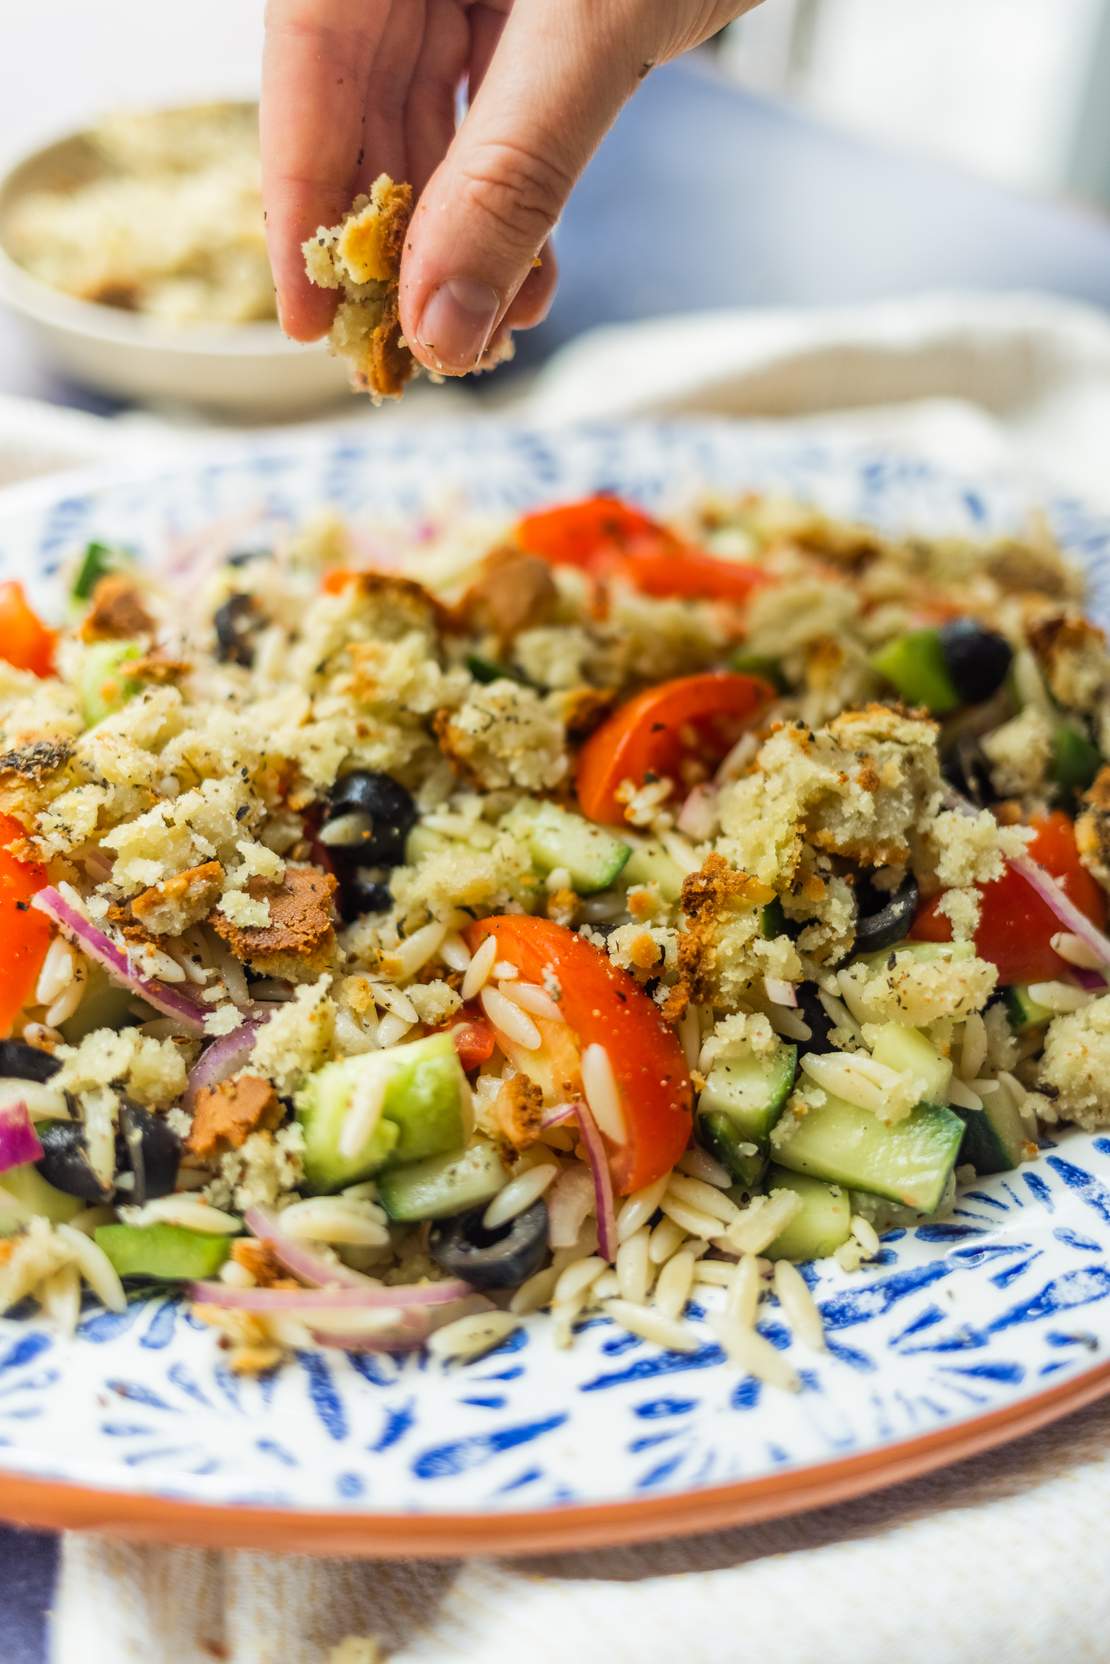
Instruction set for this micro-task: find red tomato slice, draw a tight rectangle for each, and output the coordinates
[0,582,55,677]
[576,671,772,827]
[466,915,692,1194]
[450,1012,496,1071]
[515,494,771,605]
[912,811,1105,985]
[0,813,51,1037]
[516,496,671,571]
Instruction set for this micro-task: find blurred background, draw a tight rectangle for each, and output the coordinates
[0,0,1108,420]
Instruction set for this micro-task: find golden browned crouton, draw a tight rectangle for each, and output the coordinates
[130,861,225,936]
[80,574,154,641]
[489,1074,544,1152]
[302,175,415,400]
[209,866,338,978]
[459,548,558,645]
[187,1075,283,1159]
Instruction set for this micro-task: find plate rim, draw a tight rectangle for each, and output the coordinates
[2,1357,1107,1556]
[2,417,1109,1552]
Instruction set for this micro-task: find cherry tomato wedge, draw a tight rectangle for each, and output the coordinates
[0,813,51,1037]
[516,495,770,605]
[576,671,773,827]
[466,915,692,1194]
[912,811,1106,986]
[450,1012,496,1071]
[0,582,55,677]
[515,496,671,571]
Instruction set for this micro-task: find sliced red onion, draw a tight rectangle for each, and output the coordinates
[542,1100,617,1262]
[677,784,718,841]
[0,1101,43,1175]
[309,1294,494,1354]
[763,975,797,1008]
[188,1276,474,1313]
[243,1205,377,1290]
[184,1018,269,1111]
[31,887,208,1034]
[1011,854,1110,976]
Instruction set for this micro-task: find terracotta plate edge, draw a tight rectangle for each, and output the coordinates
[1,1357,1107,1557]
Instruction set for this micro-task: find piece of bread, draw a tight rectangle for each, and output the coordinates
[302,175,415,400]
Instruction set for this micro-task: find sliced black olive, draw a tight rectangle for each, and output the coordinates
[36,1120,110,1202]
[35,1103,181,1204]
[118,1103,181,1205]
[853,871,920,956]
[226,547,272,568]
[0,1040,60,1083]
[795,983,836,1052]
[322,771,417,868]
[337,871,393,921]
[938,619,1013,706]
[942,735,995,807]
[429,1198,549,1290]
[214,594,262,667]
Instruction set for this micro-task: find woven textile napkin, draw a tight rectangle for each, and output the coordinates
[2,289,1107,1664]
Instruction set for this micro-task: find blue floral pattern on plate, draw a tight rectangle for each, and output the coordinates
[1,420,1108,1518]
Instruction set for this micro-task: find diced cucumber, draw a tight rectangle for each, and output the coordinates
[620,838,685,903]
[507,800,631,894]
[730,649,786,692]
[295,1032,468,1194]
[699,1111,766,1190]
[869,1022,953,1107]
[775,1091,964,1213]
[764,1166,852,1261]
[871,628,961,715]
[71,540,131,605]
[698,1040,797,1147]
[377,1139,509,1222]
[1002,985,1053,1033]
[94,1222,232,1281]
[849,1184,951,1234]
[79,639,144,726]
[1051,721,1100,793]
[0,1164,84,1233]
[857,939,974,975]
[957,1094,1031,1175]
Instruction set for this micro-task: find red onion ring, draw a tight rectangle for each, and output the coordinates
[0,1101,43,1175]
[542,1100,618,1262]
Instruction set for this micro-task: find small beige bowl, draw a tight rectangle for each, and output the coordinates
[0,106,347,418]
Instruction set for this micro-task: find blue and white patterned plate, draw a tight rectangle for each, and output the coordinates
[2,420,1109,1555]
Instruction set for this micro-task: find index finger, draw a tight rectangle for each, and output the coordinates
[261,0,389,339]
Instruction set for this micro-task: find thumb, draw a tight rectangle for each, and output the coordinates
[399,0,650,374]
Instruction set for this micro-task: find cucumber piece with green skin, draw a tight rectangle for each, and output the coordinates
[868,1022,953,1106]
[698,1040,797,1149]
[957,1094,1031,1175]
[1051,721,1100,793]
[466,654,531,687]
[774,1091,964,1213]
[0,1164,83,1233]
[1002,985,1053,1033]
[857,939,974,976]
[94,1222,232,1281]
[79,640,144,726]
[507,800,631,894]
[620,838,685,903]
[295,1032,468,1194]
[377,1139,509,1222]
[699,1111,766,1190]
[870,628,961,715]
[72,540,131,604]
[764,1166,852,1261]
[730,650,786,692]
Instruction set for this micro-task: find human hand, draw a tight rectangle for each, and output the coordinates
[262,0,760,375]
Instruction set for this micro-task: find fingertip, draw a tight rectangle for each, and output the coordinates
[503,245,558,331]
[277,281,338,343]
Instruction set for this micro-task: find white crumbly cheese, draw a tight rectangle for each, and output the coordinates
[247,977,336,1095]
[839,947,998,1028]
[204,1123,306,1213]
[218,891,272,929]
[700,1010,779,1069]
[439,681,568,792]
[1037,995,1110,1129]
[203,1005,246,1038]
[54,1028,188,1107]
[405,980,463,1026]
[981,705,1054,797]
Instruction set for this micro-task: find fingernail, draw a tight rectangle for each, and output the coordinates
[417,279,501,371]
